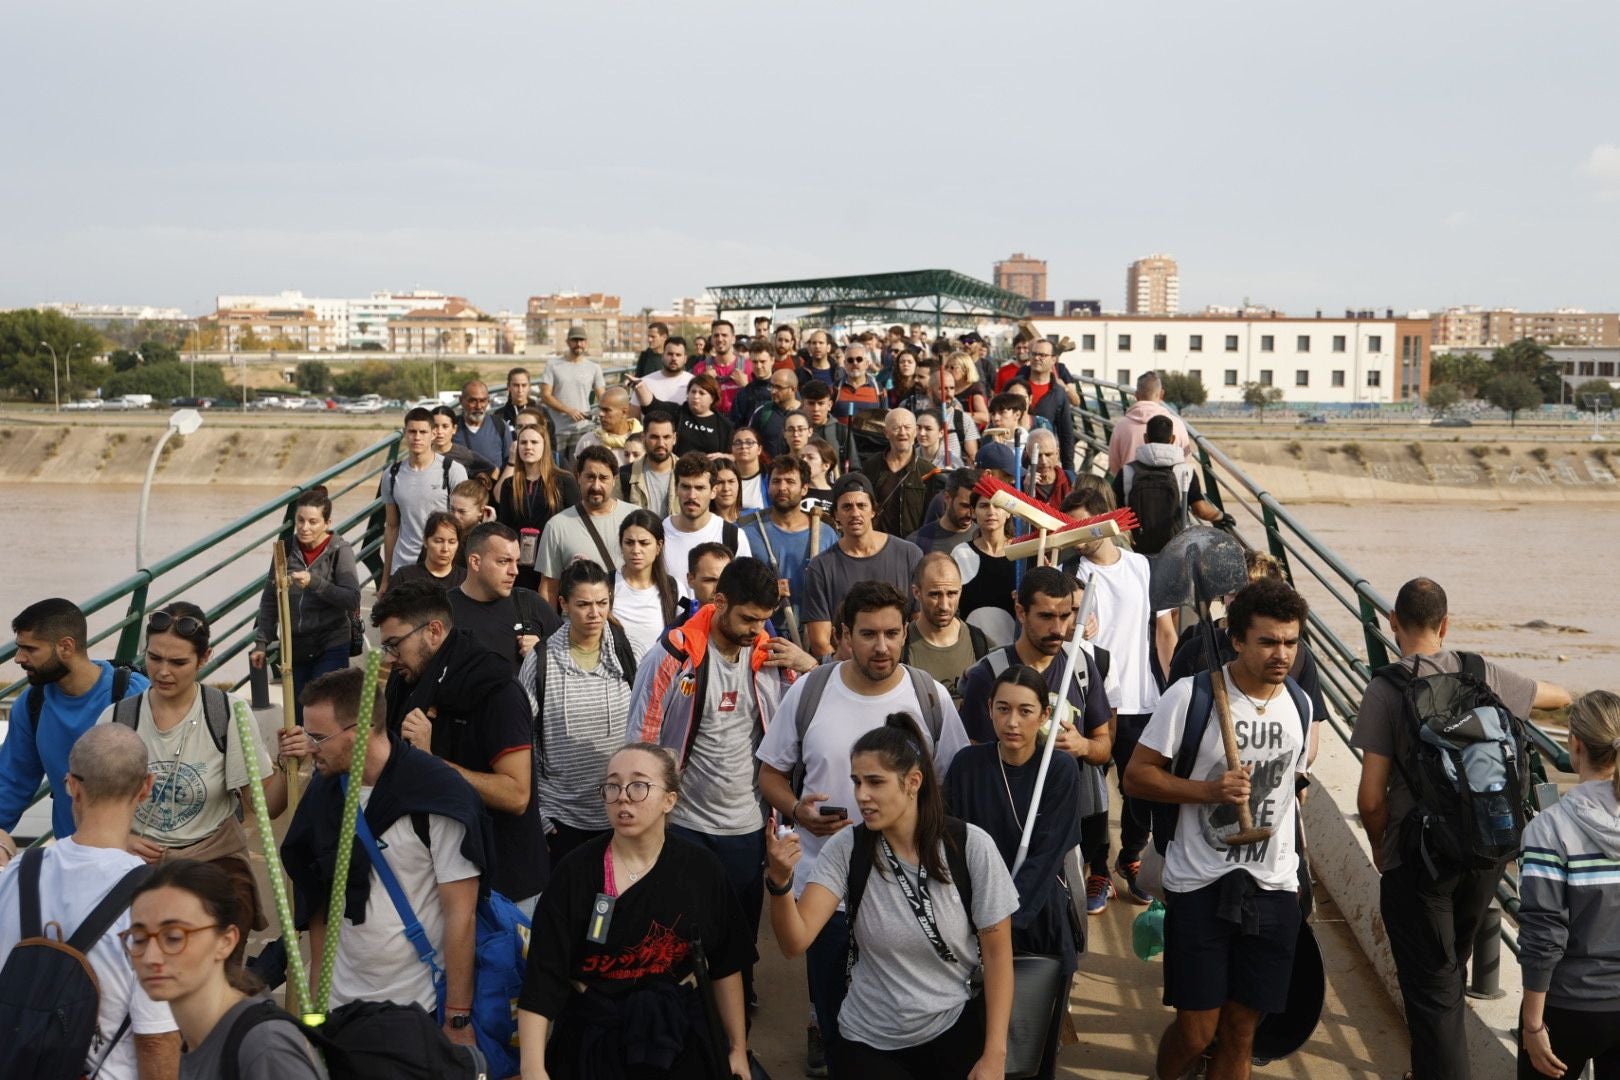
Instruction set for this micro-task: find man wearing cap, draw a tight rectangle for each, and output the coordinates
[800,474,924,659]
[540,325,606,461]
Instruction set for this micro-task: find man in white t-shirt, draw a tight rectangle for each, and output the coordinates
[630,336,695,411]
[280,667,483,1050]
[757,580,969,1070]
[0,724,178,1080]
[662,452,751,597]
[1124,578,1311,1080]
[1064,487,1178,913]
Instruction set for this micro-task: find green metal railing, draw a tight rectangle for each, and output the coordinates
[0,431,403,840]
[1075,376,1561,953]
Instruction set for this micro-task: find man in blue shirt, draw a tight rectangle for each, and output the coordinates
[452,378,511,470]
[0,598,147,854]
[739,454,836,639]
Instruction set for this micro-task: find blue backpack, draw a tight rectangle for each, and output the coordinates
[347,781,530,1080]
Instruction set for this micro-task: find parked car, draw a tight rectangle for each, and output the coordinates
[63,399,103,411]
[169,397,215,408]
[1302,413,1328,425]
[1432,416,1473,428]
[342,399,385,414]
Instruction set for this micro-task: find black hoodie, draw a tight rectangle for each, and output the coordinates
[386,626,549,900]
[282,732,493,928]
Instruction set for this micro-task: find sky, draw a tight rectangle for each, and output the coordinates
[4,0,1619,319]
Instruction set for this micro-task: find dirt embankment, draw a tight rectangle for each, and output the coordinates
[1216,435,1620,503]
[0,417,395,485]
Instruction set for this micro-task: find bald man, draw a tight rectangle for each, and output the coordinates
[575,384,644,466]
[855,407,943,538]
[1106,371,1192,474]
[0,724,180,1078]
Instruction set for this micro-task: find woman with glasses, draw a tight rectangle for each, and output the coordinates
[386,510,468,593]
[518,743,752,1080]
[782,412,814,458]
[126,859,327,1078]
[496,423,580,592]
[100,602,285,963]
[250,486,361,725]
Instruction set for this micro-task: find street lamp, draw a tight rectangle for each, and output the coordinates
[136,408,204,569]
[39,341,60,411]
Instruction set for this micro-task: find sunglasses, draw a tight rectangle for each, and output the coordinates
[147,610,206,639]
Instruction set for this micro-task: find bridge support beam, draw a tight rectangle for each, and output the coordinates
[1304,732,1522,1077]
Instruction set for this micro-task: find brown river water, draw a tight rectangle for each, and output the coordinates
[5,485,1617,695]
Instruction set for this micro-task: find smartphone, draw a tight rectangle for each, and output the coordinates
[818,805,848,819]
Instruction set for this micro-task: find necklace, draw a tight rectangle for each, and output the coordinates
[1230,667,1281,714]
[995,754,1027,831]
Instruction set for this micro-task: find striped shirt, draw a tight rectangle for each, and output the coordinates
[521,626,632,831]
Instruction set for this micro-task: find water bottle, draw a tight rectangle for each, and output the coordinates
[1484,782,1515,845]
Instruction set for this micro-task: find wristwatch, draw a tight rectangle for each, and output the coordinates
[765,874,793,897]
[447,1013,473,1029]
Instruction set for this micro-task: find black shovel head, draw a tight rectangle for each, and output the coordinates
[1149,527,1250,611]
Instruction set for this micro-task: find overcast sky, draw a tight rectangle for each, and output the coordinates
[5,1,1618,318]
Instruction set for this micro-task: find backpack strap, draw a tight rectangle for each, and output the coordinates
[943,817,976,934]
[25,685,41,727]
[844,826,878,979]
[903,664,945,743]
[721,520,739,553]
[966,623,991,661]
[389,459,403,486]
[112,693,144,734]
[1151,670,1217,856]
[17,845,44,939]
[345,778,446,999]
[201,686,232,755]
[609,623,638,687]
[1458,651,1488,684]
[441,456,454,508]
[67,863,154,954]
[577,507,618,570]
[793,663,840,747]
[111,665,133,705]
[985,647,1015,682]
[220,999,303,1080]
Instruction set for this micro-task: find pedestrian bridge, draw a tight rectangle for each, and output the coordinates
[0,379,1552,1076]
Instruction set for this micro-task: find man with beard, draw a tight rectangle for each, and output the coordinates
[906,466,980,554]
[756,581,970,1070]
[739,454,837,631]
[0,598,148,853]
[536,446,636,602]
[451,378,511,473]
[855,408,941,539]
[630,334,695,411]
[900,552,989,707]
[749,368,801,458]
[629,556,797,1014]
[374,580,548,913]
[618,412,680,516]
[692,319,751,417]
[573,385,642,467]
[661,453,752,599]
[635,321,669,378]
[1125,578,1314,1080]
[449,522,561,671]
[800,474,922,660]
[540,325,606,461]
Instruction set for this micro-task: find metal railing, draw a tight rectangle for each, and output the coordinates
[1075,376,1562,955]
[0,431,403,841]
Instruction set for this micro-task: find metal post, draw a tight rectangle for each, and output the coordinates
[40,342,59,411]
[1359,593,1391,669]
[1466,901,1505,999]
[136,427,179,570]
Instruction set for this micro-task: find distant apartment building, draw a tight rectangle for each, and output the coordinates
[201,307,337,351]
[1126,255,1180,316]
[526,292,646,354]
[994,253,1047,302]
[1027,313,1432,405]
[1433,306,1620,350]
[39,302,190,324]
[388,299,501,355]
[668,294,719,322]
[216,289,455,350]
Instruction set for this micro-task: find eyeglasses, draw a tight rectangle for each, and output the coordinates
[380,622,430,657]
[118,923,220,957]
[307,723,357,748]
[732,438,759,448]
[598,781,665,803]
[147,610,206,639]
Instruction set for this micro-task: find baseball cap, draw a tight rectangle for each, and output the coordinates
[975,441,1018,476]
[566,325,587,341]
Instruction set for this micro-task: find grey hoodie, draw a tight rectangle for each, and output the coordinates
[1519,779,1620,1009]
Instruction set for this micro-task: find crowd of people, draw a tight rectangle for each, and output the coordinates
[0,318,1601,1080]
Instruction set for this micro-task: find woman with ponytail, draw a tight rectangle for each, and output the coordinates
[944,665,1083,1080]
[126,859,327,1078]
[766,713,1018,1079]
[1519,689,1620,1080]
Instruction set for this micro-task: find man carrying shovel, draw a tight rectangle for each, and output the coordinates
[1124,577,1313,1080]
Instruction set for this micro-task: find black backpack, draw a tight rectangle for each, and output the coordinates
[1373,653,1533,878]
[1124,463,1186,556]
[846,817,975,980]
[0,848,152,1079]
[221,998,488,1080]
[387,456,456,509]
[27,663,136,727]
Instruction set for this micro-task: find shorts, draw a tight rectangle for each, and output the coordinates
[1162,872,1300,1014]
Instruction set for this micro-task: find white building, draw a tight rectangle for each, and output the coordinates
[215,289,453,350]
[39,302,190,322]
[1027,314,1435,405]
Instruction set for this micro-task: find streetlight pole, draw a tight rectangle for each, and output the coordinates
[39,342,59,411]
[137,409,204,569]
[64,343,75,392]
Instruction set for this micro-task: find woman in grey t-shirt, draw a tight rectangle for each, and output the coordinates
[765,714,1019,1079]
[126,860,326,1079]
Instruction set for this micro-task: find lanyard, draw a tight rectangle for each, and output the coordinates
[602,844,620,898]
[877,836,958,965]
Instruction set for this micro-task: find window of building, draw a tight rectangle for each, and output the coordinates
[1600,362,1616,377]
[1081,334,1096,351]
[1117,369,1131,386]
[1189,334,1203,352]
[1259,370,1273,386]
[1332,334,1346,353]
[1188,369,1203,384]
[1118,334,1132,351]
[1225,335,1239,352]
[1081,368,1096,379]
[1224,370,1238,386]
[1296,370,1310,387]
[1579,361,1596,376]
[1153,333,1168,351]
[1260,335,1274,352]
[1367,370,1382,387]
[1296,335,1310,352]
[1331,370,1345,387]
[1368,335,1382,352]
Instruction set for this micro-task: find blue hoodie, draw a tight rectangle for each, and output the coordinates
[0,661,149,839]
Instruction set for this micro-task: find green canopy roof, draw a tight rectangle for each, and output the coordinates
[707,269,1029,330]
